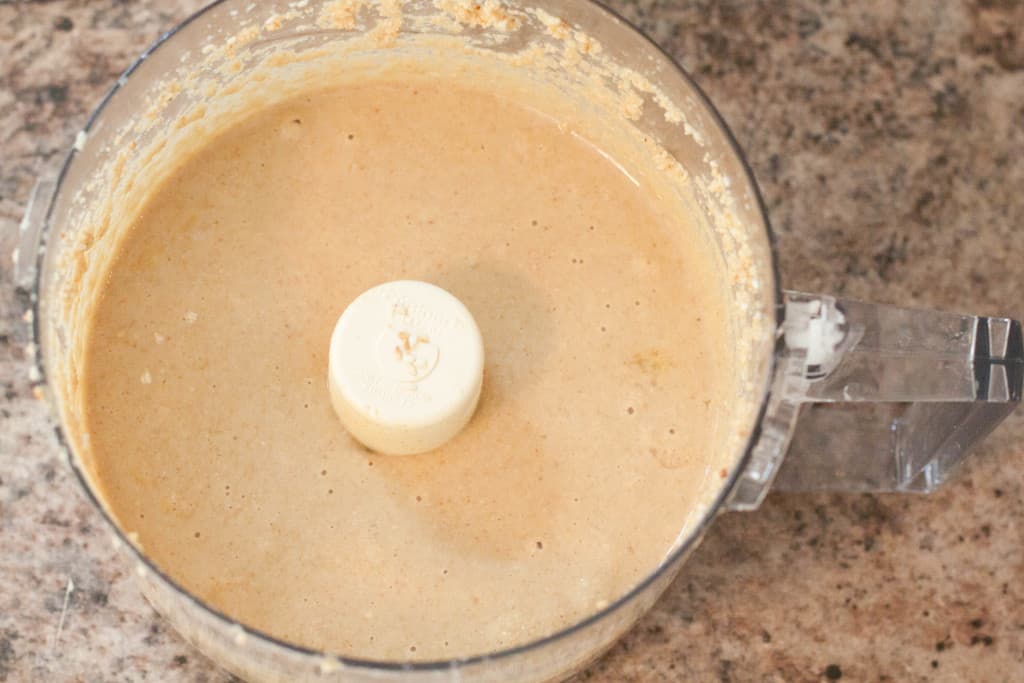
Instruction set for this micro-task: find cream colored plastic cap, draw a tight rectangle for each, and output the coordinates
[328,280,484,455]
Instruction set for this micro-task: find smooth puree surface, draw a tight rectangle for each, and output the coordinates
[82,78,736,660]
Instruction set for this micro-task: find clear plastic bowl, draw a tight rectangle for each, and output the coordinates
[33,0,973,681]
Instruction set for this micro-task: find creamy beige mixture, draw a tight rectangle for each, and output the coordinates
[82,77,736,660]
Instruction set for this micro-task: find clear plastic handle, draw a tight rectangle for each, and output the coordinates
[727,291,1022,510]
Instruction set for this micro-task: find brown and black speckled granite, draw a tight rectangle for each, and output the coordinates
[1,2,1023,681]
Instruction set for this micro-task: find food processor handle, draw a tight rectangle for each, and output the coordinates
[726,291,1022,510]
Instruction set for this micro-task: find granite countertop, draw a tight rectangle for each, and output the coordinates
[1,1,1022,681]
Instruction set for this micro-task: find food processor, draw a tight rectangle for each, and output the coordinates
[10,1,1021,681]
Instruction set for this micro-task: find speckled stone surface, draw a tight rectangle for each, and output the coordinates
[1,1,1023,681]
